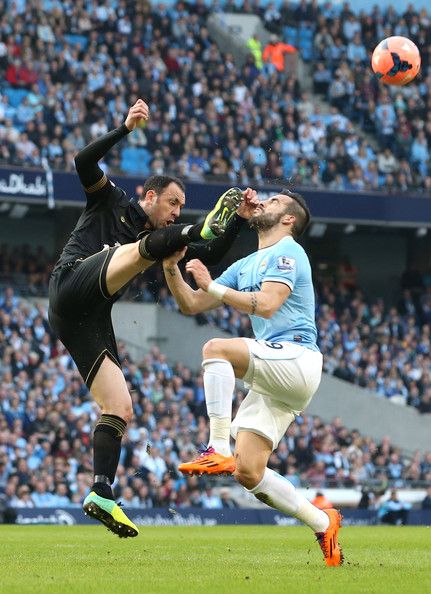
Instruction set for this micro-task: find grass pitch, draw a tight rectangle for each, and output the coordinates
[0,525,430,594]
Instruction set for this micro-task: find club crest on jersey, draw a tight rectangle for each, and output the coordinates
[277,256,295,272]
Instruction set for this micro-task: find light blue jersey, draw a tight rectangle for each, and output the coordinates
[215,236,319,351]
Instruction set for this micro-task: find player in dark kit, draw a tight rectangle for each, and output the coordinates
[48,99,258,537]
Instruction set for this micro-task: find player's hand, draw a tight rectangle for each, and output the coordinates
[163,248,187,268]
[236,187,259,219]
[125,99,149,131]
[185,259,212,291]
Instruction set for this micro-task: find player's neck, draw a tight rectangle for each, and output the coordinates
[258,228,293,249]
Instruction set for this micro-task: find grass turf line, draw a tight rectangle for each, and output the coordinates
[0,525,430,594]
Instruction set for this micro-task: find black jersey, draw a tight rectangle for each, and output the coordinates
[54,180,148,272]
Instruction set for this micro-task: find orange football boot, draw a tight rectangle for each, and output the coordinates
[178,446,236,476]
[315,508,344,567]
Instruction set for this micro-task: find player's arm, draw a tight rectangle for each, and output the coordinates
[185,188,259,265]
[74,99,149,195]
[162,249,220,314]
[186,259,291,318]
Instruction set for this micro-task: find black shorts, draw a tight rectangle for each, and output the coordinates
[48,247,122,388]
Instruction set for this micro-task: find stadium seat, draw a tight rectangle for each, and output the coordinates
[120,146,151,176]
[64,34,88,50]
[283,155,297,177]
[299,25,315,38]
[298,36,314,61]
[299,45,314,61]
[283,26,298,45]
[378,174,387,187]
[4,88,28,108]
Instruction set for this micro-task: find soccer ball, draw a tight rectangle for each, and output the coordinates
[371,36,421,86]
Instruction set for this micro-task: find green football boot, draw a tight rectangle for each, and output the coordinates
[83,491,139,538]
[200,187,243,240]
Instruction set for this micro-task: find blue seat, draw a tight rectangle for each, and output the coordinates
[298,37,313,49]
[283,26,298,45]
[121,146,151,176]
[299,25,314,38]
[283,155,297,177]
[378,174,387,187]
[4,88,28,107]
[300,46,314,61]
[64,34,88,50]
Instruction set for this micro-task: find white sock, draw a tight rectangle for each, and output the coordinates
[248,468,330,533]
[202,358,235,457]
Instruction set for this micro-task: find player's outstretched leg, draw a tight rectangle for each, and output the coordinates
[315,508,344,567]
[200,187,243,239]
[178,446,235,476]
[235,432,344,567]
[83,491,139,538]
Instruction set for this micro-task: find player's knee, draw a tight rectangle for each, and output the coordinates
[202,338,224,359]
[234,464,262,490]
[117,402,133,424]
[131,241,147,266]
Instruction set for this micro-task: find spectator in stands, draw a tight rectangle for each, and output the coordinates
[8,485,34,508]
[378,489,411,525]
[1,254,431,512]
[311,491,333,510]
[247,34,263,70]
[357,488,376,509]
[421,486,431,509]
[411,132,430,178]
[263,34,296,73]
[377,148,398,175]
[0,0,430,195]
[418,391,431,414]
[31,479,57,507]
[219,487,239,509]
[201,486,223,509]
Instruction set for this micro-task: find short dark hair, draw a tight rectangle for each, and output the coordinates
[142,175,185,197]
[280,188,311,238]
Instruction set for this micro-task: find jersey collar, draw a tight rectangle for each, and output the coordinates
[129,198,149,224]
[258,235,294,250]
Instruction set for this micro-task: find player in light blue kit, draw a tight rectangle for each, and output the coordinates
[163,189,343,566]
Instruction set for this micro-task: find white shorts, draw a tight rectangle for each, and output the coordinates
[231,339,323,450]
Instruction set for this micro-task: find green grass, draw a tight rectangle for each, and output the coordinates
[0,526,430,594]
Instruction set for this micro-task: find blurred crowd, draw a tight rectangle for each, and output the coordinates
[157,261,431,415]
[1,285,431,510]
[0,0,430,193]
[265,0,431,192]
[3,244,431,414]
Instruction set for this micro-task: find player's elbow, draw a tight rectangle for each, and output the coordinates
[258,308,271,319]
[178,302,192,315]
[178,300,198,315]
[258,301,278,319]
[74,150,85,172]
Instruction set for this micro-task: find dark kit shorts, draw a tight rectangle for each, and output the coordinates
[48,247,123,388]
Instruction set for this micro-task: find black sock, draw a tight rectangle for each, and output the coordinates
[92,480,114,500]
[92,414,127,499]
[138,223,204,260]
[184,222,204,242]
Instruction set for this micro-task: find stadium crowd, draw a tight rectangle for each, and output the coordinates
[1,286,431,509]
[185,279,431,414]
[2,244,431,414]
[0,1,430,193]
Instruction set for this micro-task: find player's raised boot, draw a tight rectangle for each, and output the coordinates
[200,187,243,239]
[315,508,344,567]
[178,446,236,476]
[83,491,139,538]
